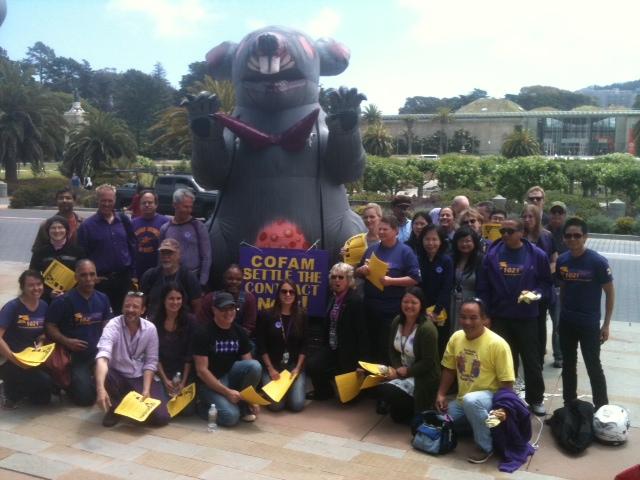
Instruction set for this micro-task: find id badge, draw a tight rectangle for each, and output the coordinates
[282,351,290,366]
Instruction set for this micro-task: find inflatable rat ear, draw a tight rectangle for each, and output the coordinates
[205,41,237,80]
[316,38,350,76]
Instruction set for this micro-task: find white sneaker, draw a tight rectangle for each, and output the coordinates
[241,413,257,422]
[530,403,546,416]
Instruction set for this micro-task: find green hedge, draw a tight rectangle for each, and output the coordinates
[10,178,70,208]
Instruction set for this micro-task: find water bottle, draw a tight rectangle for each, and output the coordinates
[207,403,218,432]
[172,372,182,390]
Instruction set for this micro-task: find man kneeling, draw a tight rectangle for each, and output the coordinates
[95,292,169,427]
[193,292,261,427]
[436,299,514,464]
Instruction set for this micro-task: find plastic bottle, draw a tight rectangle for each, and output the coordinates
[207,403,218,432]
[172,372,182,389]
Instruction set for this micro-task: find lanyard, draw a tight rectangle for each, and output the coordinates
[279,315,294,344]
[122,318,141,360]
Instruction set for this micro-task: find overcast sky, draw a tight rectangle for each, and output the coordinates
[2,0,639,113]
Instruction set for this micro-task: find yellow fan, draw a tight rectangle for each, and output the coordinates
[426,305,447,326]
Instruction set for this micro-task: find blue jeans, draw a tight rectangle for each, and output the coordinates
[197,359,261,427]
[447,390,494,453]
[261,369,306,413]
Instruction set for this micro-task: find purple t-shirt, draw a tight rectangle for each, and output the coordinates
[0,298,47,351]
[132,214,170,278]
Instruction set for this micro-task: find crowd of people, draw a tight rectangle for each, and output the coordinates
[0,183,615,465]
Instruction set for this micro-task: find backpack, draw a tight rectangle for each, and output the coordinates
[547,399,594,454]
[410,410,457,455]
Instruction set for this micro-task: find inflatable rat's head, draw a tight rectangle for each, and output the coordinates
[206,26,350,111]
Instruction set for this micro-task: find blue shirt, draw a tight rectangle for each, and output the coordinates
[362,241,421,314]
[45,289,112,357]
[397,219,412,243]
[78,212,136,276]
[132,214,169,278]
[0,298,47,351]
[556,249,613,326]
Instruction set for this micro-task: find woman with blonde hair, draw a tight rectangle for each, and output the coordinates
[361,203,383,246]
[521,203,558,366]
[306,263,369,400]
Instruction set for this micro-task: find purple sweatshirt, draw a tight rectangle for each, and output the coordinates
[476,239,552,319]
[491,388,535,473]
[160,219,211,285]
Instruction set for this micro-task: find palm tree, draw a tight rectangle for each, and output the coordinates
[0,58,66,182]
[150,75,235,155]
[501,126,541,158]
[433,107,452,155]
[362,104,382,126]
[362,123,393,157]
[401,116,416,155]
[62,111,137,177]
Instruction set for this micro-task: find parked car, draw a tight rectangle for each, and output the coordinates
[116,174,218,218]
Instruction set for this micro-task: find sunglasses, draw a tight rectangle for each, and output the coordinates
[280,289,295,296]
[330,274,345,280]
[499,228,518,235]
[563,233,584,240]
[127,291,144,297]
[528,196,544,202]
[462,219,478,225]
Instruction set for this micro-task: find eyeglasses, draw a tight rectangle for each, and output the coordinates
[499,228,517,235]
[528,196,544,202]
[280,289,295,296]
[159,250,176,255]
[330,274,345,280]
[563,233,584,240]
[126,291,144,297]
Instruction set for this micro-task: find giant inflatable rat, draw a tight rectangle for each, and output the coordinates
[184,26,367,286]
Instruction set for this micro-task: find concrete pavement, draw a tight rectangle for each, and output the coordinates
[0,259,638,480]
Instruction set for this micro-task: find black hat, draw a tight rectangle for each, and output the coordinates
[214,292,236,309]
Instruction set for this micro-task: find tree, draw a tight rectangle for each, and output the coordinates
[600,160,640,207]
[495,157,568,200]
[113,69,176,147]
[24,41,56,85]
[0,58,66,182]
[433,107,452,155]
[363,156,403,194]
[362,123,393,157]
[62,111,136,177]
[501,127,541,158]
[401,116,416,155]
[150,76,235,157]
[399,89,487,114]
[362,104,382,125]
[180,61,208,92]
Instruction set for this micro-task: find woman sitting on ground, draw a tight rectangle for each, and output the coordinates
[0,270,53,406]
[255,279,308,412]
[149,283,195,410]
[376,287,440,424]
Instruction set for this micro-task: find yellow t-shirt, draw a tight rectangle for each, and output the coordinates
[442,329,514,400]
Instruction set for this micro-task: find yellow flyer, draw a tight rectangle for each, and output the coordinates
[42,259,77,293]
[426,305,448,326]
[240,386,272,406]
[262,370,296,403]
[14,343,56,367]
[358,361,389,376]
[366,252,389,291]
[334,371,361,403]
[167,383,196,418]
[114,391,161,422]
[482,223,502,242]
[360,374,386,390]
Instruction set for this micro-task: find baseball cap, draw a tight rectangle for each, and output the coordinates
[214,292,236,309]
[549,201,567,213]
[159,238,180,252]
[391,194,412,207]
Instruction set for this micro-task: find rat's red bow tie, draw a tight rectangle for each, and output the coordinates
[212,109,319,152]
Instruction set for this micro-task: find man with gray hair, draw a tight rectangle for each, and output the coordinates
[78,184,137,315]
[159,188,211,287]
